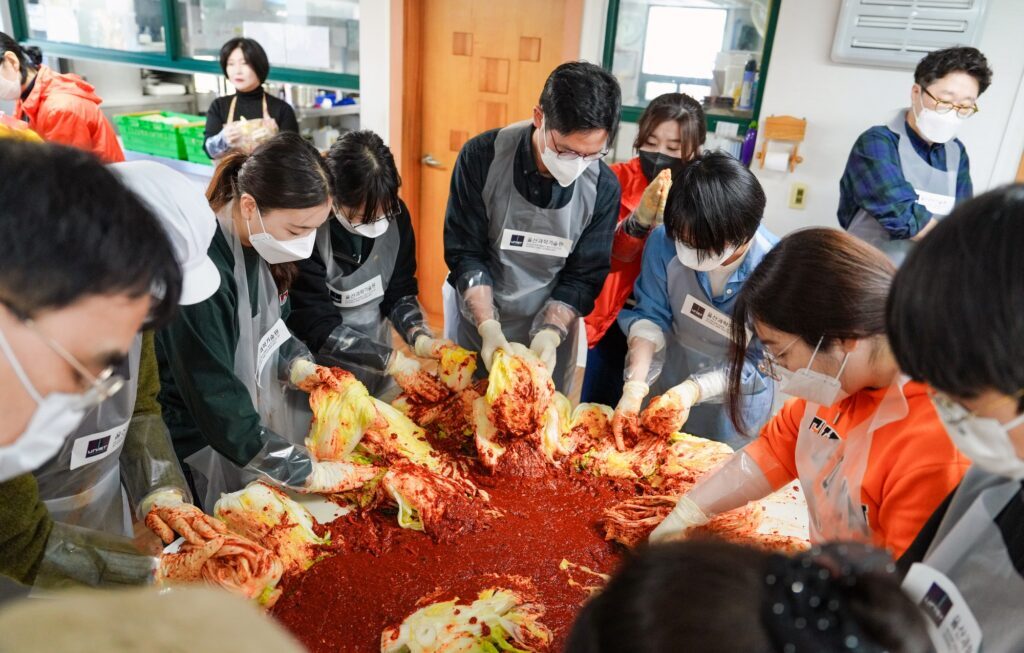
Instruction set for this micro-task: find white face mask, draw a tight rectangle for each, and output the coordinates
[913,94,963,144]
[675,240,737,272]
[0,327,88,482]
[778,337,851,407]
[539,119,592,188]
[932,394,1024,480]
[246,204,316,264]
[0,73,20,102]
[335,210,390,239]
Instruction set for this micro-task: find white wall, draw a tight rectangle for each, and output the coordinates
[358,0,390,141]
[753,0,1024,236]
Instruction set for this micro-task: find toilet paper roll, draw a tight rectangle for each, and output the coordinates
[764,151,790,172]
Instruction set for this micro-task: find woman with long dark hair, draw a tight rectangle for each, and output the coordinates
[156,132,366,509]
[648,229,968,558]
[0,32,123,162]
[582,93,706,406]
[288,130,444,395]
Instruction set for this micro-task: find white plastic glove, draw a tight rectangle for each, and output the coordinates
[640,379,702,437]
[141,489,227,546]
[303,460,379,494]
[529,328,561,374]
[649,495,710,543]
[634,168,673,228]
[478,319,511,371]
[289,358,319,388]
[414,335,452,359]
[612,380,649,451]
[387,349,422,377]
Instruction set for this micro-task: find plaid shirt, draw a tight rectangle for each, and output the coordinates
[837,120,972,239]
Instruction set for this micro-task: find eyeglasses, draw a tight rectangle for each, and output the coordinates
[922,87,979,118]
[23,318,125,407]
[757,337,800,381]
[542,121,610,162]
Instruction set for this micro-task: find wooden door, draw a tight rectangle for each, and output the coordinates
[407,0,583,326]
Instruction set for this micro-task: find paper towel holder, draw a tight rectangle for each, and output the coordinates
[756,115,806,172]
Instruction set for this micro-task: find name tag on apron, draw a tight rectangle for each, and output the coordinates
[681,295,733,340]
[331,275,385,308]
[500,229,573,258]
[903,563,982,653]
[915,189,956,216]
[256,318,291,380]
[69,420,129,471]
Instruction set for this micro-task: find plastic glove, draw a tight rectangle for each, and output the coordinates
[648,496,709,543]
[478,319,510,371]
[158,535,224,583]
[612,381,649,451]
[289,358,319,389]
[529,328,561,374]
[141,489,228,546]
[388,350,449,403]
[34,522,159,590]
[414,334,453,359]
[640,379,701,437]
[303,460,380,494]
[634,168,673,228]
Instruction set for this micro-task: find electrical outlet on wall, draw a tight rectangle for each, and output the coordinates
[789,182,808,209]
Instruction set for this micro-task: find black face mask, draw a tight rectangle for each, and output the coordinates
[638,150,684,182]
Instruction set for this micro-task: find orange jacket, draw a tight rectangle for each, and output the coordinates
[15,65,124,163]
[746,380,969,558]
[583,157,651,345]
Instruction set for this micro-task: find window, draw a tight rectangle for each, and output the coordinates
[639,6,726,103]
[23,0,166,52]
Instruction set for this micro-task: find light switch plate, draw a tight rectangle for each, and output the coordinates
[789,182,808,209]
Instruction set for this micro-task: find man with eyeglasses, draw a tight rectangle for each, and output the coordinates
[838,46,992,265]
[443,61,622,395]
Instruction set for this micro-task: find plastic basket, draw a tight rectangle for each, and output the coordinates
[180,123,213,166]
[113,111,205,160]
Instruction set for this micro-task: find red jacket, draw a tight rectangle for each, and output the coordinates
[16,65,124,163]
[583,156,650,345]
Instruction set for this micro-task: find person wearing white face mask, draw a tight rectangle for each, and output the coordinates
[649,229,969,559]
[613,153,778,451]
[889,186,1024,652]
[155,133,367,511]
[0,141,182,588]
[442,62,623,395]
[289,131,444,396]
[839,47,992,265]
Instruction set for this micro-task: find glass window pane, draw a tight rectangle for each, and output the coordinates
[175,0,359,75]
[643,80,677,103]
[24,0,166,52]
[641,6,725,79]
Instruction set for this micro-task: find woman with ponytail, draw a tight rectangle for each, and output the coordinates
[155,132,359,509]
[0,32,123,162]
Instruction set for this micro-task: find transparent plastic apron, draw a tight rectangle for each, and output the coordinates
[903,468,1024,652]
[847,110,959,266]
[225,93,279,154]
[657,233,774,447]
[316,220,399,394]
[448,120,596,394]
[796,379,909,545]
[185,211,313,509]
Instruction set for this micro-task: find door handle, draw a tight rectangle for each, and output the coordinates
[421,154,446,169]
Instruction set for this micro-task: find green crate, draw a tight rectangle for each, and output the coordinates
[180,123,212,166]
[113,111,206,161]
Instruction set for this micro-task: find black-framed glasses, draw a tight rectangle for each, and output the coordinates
[922,87,979,118]
[23,318,124,407]
[542,120,610,162]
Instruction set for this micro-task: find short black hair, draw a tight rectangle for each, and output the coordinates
[327,130,402,223]
[0,140,182,327]
[219,37,270,84]
[888,185,1024,412]
[539,61,621,138]
[915,46,992,95]
[566,540,929,653]
[663,151,765,255]
[0,32,42,84]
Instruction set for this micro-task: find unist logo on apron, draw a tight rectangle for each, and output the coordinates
[500,229,574,258]
[68,421,130,471]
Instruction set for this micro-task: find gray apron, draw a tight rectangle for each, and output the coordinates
[185,209,313,510]
[904,467,1024,652]
[447,120,596,395]
[654,233,775,447]
[316,220,399,395]
[847,110,959,266]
